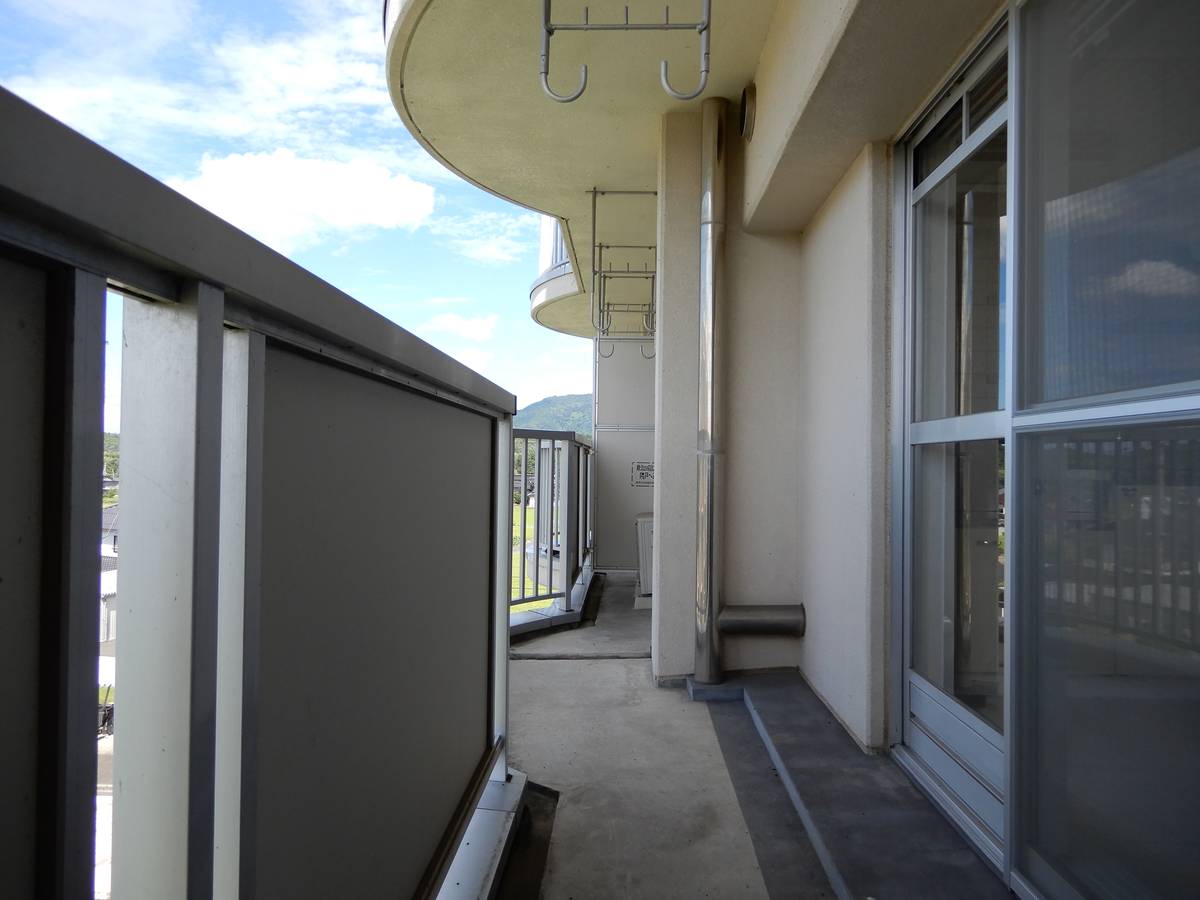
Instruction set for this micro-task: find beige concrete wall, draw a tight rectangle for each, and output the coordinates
[743,0,1001,232]
[723,137,890,747]
[654,106,892,749]
[741,0,855,227]
[721,128,805,676]
[787,143,890,749]
[652,112,701,679]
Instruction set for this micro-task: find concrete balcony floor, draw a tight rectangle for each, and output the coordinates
[507,573,829,899]
[506,573,1009,899]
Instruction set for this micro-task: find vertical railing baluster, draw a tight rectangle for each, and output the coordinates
[577,447,585,570]
[1133,438,1142,634]
[1056,439,1066,617]
[1110,439,1120,632]
[1118,439,1130,631]
[549,442,557,599]
[519,438,528,602]
[1091,441,1099,620]
[534,440,542,599]
[1192,439,1199,648]
[1169,439,1180,642]
[1079,441,1090,618]
[1153,440,1166,638]
[563,442,579,613]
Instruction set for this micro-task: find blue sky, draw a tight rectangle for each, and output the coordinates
[0,0,593,430]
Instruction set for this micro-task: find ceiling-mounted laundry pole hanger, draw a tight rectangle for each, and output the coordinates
[539,0,711,102]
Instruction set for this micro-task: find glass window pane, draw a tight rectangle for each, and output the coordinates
[915,130,1008,421]
[912,439,1006,732]
[1020,0,1200,405]
[968,57,1007,131]
[1019,423,1200,900]
[913,103,963,187]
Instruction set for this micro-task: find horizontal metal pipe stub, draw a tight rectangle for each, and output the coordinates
[718,604,806,637]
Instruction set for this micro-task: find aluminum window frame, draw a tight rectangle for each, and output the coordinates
[895,4,1200,896]
[893,11,1014,880]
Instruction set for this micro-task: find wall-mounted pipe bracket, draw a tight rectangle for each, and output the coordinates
[718,604,807,637]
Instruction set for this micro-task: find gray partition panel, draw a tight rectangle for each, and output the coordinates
[253,345,492,898]
[0,255,46,898]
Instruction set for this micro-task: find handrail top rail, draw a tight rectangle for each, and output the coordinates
[529,258,573,297]
[0,87,516,417]
[514,428,592,448]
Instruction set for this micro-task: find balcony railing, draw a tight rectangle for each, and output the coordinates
[531,217,574,299]
[511,430,593,616]
[1,86,513,900]
[549,218,570,268]
[382,0,402,43]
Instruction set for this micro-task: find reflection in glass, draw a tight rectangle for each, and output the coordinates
[1021,0,1200,405]
[968,57,1007,132]
[1021,423,1200,900]
[913,104,962,186]
[916,130,1008,421]
[913,439,1005,731]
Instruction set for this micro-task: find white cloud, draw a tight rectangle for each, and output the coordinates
[427,212,541,264]
[1105,260,1200,299]
[3,0,543,262]
[7,0,196,50]
[166,149,435,254]
[6,74,196,146]
[490,348,594,407]
[1,0,445,177]
[417,313,500,343]
[451,348,496,375]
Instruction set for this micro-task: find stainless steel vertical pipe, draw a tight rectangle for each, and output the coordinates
[695,97,727,684]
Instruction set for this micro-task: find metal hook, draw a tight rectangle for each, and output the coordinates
[660,0,710,101]
[640,344,656,360]
[598,341,616,359]
[541,64,587,103]
[541,0,588,102]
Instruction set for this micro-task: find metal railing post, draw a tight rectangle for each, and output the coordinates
[509,430,590,609]
[522,438,531,601]
[563,441,580,611]
[534,440,544,599]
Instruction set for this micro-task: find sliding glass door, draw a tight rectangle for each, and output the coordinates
[1014,2,1200,897]
[898,2,1200,897]
[900,28,1011,859]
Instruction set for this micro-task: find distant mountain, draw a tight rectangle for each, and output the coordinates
[514,393,592,438]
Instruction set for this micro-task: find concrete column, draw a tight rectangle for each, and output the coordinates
[652,112,702,680]
[113,286,223,898]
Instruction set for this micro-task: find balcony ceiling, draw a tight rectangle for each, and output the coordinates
[386,0,778,336]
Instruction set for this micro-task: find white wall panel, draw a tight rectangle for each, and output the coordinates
[595,339,655,427]
[593,429,656,571]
